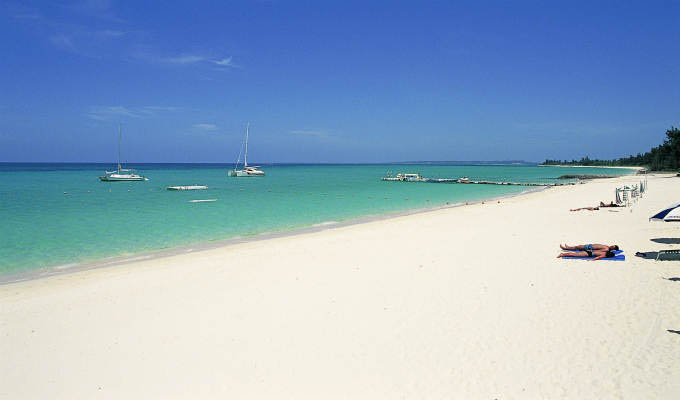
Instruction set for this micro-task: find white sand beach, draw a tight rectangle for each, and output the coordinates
[2,174,680,399]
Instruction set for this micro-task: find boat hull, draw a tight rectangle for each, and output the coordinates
[228,170,265,177]
[99,175,148,181]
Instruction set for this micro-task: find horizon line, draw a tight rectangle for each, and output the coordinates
[0,160,542,165]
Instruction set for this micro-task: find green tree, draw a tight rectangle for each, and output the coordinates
[542,126,680,170]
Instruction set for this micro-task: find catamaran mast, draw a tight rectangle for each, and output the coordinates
[244,122,249,168]
[117,123,122,172]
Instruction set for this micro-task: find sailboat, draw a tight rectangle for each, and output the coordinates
[228,122,265,177]
[99,123,148,181]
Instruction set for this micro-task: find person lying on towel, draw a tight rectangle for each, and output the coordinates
[557,249,617,261]
[557,243,620,261]
[570,202,622,211]
[560,243,619,252]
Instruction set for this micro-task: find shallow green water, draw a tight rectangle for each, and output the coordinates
[0,163,635,275]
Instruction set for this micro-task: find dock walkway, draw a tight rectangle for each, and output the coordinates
[382,176,576,187]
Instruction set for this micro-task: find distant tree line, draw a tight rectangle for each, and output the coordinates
[543,126,680,171]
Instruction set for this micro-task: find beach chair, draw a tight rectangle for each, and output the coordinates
[656,250,680,261]
[616,188,623,205]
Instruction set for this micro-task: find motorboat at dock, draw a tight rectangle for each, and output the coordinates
[381,173,427,182]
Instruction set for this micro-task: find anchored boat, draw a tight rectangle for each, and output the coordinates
[100,169,147,181]
[228,122,264,177]
[99,124,148,182]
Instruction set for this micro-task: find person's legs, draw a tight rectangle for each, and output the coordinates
[561,244,585,250]
[557,251,589,258]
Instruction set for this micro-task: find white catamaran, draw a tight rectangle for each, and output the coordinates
[228,122,264,177]
[99,123,148,182]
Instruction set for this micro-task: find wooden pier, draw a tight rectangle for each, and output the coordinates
[427,178,575,187]
[382,175,576,187]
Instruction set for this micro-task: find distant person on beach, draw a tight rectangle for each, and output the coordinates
[557,249,616,260]
[561,243,619,251]
[557,243,619,261]
[570,201,622,211]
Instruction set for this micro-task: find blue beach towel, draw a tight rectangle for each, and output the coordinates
[562,250,625,261]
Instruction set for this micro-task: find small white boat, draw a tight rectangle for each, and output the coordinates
[382,173,426,182]
[100,169,147,181]
[458,177,470,183]
[229,166,265,177]
[166,186,208,191]
[100,124,148,182]
[228,122,265,177]
[188,199,217,203]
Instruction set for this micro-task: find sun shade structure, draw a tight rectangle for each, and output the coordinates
[650,203,680,221]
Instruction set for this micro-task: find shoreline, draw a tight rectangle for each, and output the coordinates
[2,172,678,398]
[0,185,547,285]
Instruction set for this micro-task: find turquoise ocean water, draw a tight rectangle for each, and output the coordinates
[0,163,635,276]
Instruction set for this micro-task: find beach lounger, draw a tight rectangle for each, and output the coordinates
[656,250,680,261]
[562,250,625,261]
[621,189,629,206]
[615,188,624,205]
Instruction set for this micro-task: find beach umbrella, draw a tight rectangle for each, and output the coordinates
[650,203,680,221]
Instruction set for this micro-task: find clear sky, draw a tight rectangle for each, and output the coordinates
[1,0,678,163]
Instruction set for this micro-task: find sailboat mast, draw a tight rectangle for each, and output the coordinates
[117,123,122,172]
[244,122,249,167]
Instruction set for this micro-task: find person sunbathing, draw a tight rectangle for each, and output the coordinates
[560,243,619,251]
[570,201,622,211]
[557,249,616,261]
[570,206,599,211]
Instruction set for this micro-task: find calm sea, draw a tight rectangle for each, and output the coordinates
[0,163,635,276]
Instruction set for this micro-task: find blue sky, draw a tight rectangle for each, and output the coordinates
[1,0,678,163]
